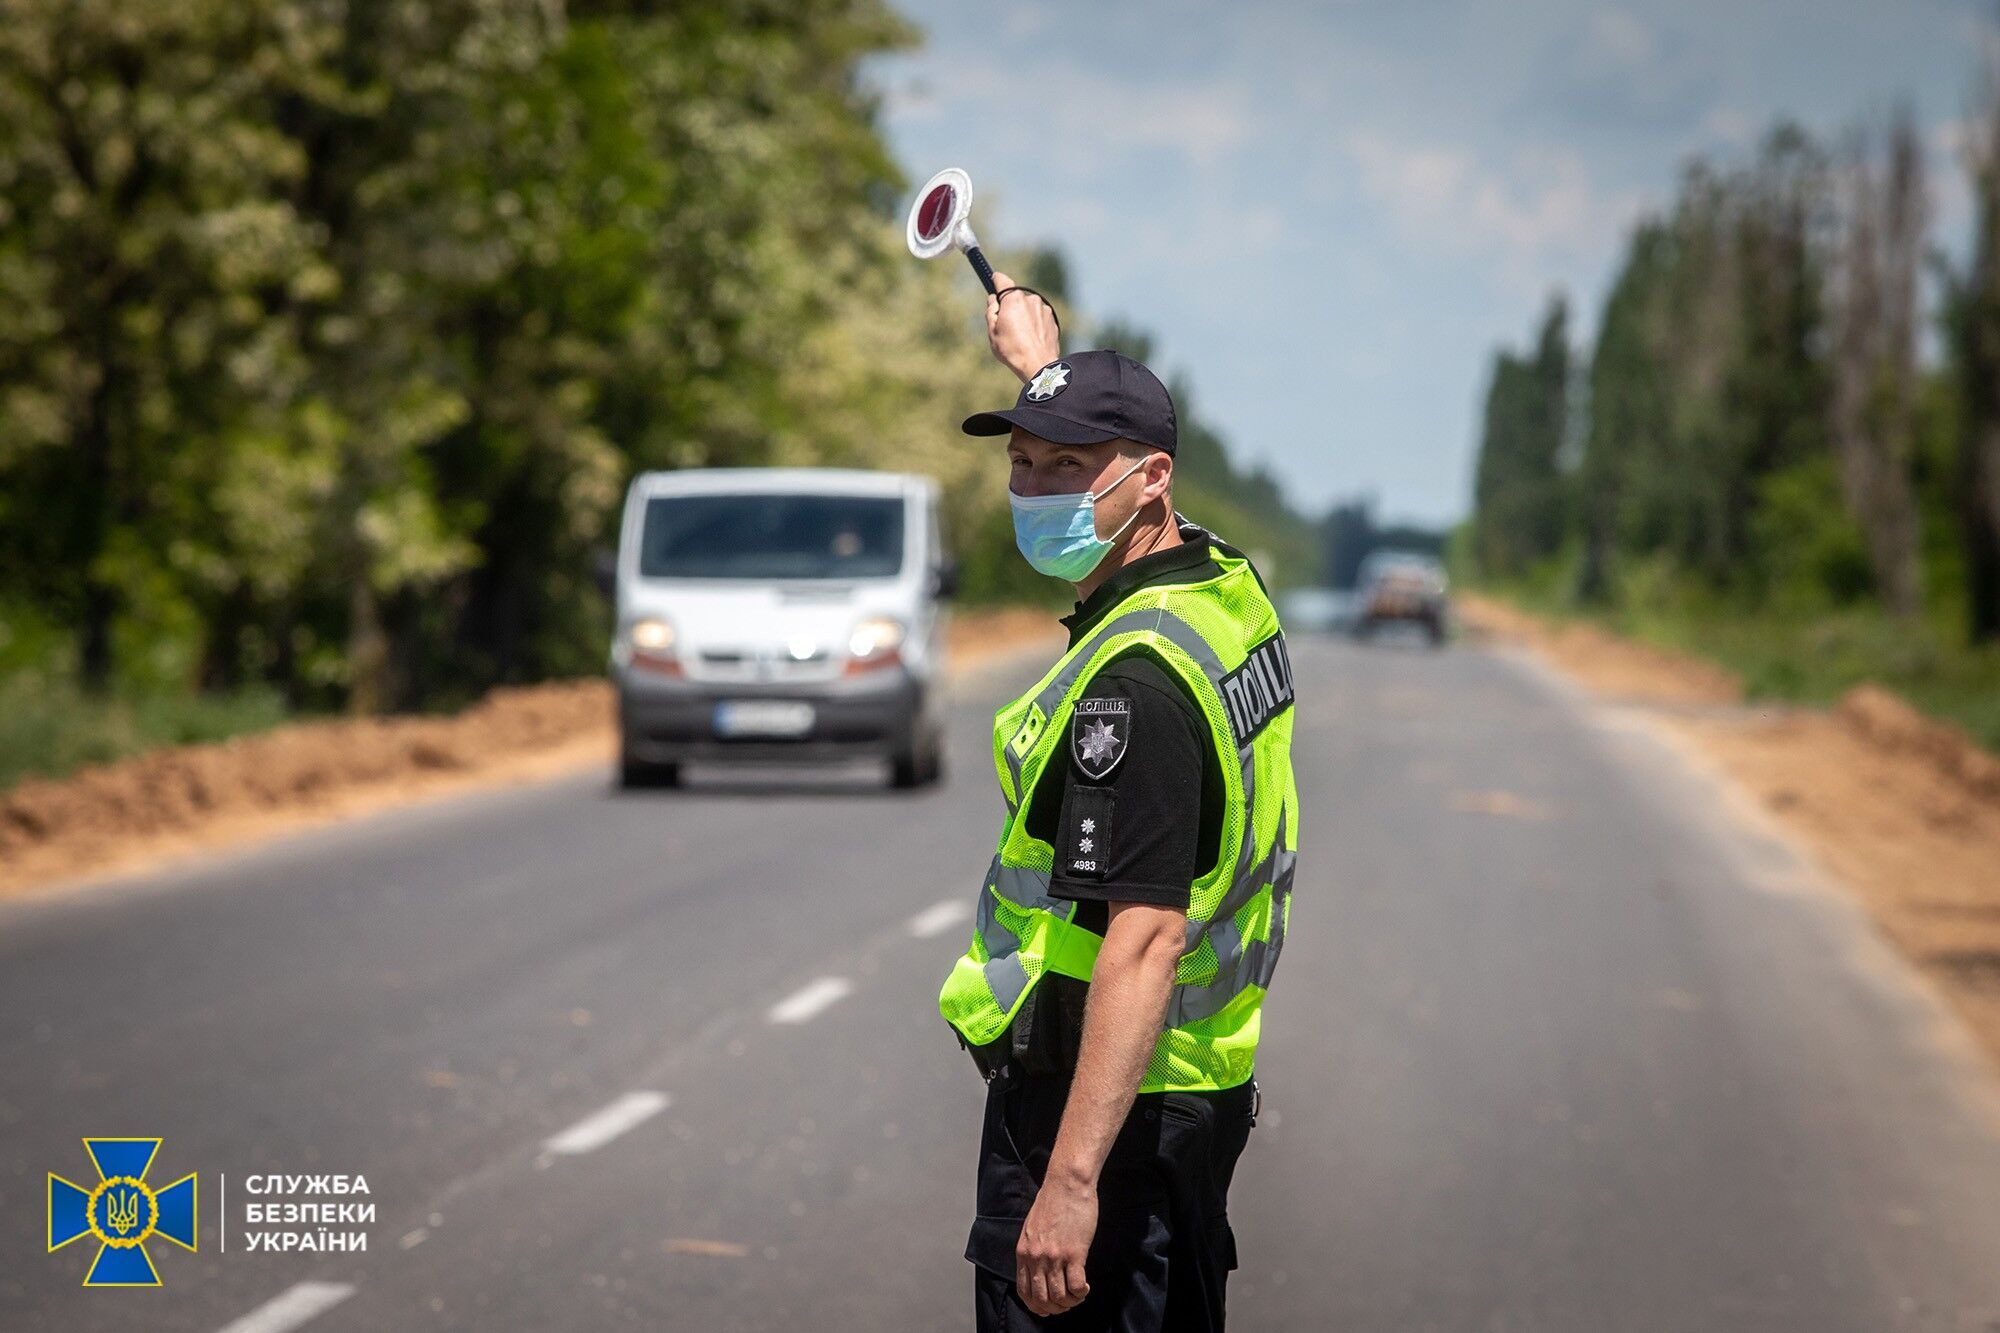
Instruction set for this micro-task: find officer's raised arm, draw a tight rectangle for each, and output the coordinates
[984,269,1061,383]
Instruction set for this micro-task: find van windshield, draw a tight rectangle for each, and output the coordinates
[640,493,905,580]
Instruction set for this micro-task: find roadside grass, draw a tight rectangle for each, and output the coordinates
[0,671,292,790]
[0,603,1065,794]
[1487,577,2000,752]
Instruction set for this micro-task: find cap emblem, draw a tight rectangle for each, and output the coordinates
[1025,362,1071,402]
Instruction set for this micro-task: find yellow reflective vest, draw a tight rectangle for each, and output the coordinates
[939,535,1299,1092]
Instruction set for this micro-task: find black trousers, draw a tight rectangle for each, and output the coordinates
[966,1064,1257,1332]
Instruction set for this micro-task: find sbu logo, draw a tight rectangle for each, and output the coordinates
[48,1138,198,1287]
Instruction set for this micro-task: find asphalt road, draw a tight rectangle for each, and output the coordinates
[6,632,2000,1332]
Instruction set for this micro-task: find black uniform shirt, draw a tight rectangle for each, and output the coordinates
[1023,524,1227,932]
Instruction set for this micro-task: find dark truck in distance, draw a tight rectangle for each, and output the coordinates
[1354,551,1450,646]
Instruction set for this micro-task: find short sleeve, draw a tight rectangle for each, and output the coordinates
[1047,655,1207,912]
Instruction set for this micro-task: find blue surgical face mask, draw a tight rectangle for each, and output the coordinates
[1009,457,1149,582]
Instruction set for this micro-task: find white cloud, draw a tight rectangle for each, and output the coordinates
[1471,153,1596,253]
[1086,84,1255,164]
[1343,134,1472,226]
[1342,131,1613,259]
[999,3,1061,41]
[1582,10,1655,69]
[905,62,1256,169]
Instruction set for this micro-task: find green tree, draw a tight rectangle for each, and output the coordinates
[1950,49,2000,642]
[1575,224,1671,600]
[0,1,329,690]
[0,0,923,709]
[1560,128,1841,605]
[1828,109,1925,618]
[1471,295,1570,576]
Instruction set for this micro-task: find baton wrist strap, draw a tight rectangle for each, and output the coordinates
[993,283,1062,334]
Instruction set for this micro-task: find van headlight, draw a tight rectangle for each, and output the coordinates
[629,617,676,652]
[847,616,906,666]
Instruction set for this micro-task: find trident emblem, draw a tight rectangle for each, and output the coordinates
[105,1186,143,1236]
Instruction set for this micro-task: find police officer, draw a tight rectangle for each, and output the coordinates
[938,275,1300,1331]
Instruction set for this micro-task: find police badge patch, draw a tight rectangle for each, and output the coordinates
[1025,361,1071,402]
[1070,697,1130,780]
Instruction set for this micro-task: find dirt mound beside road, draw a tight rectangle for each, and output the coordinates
[1837,684,2000,802]
[1461,593,2000,1073]
[0,681,618,895]
[0,609,1066,899]
[1458,594,1741,706]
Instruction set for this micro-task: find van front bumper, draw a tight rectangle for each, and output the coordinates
[616,665,926,764]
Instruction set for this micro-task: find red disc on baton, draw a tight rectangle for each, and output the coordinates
[906,167,974,260]
[916,183,957,244]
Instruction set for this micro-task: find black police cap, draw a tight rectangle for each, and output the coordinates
[962,349,1179,456]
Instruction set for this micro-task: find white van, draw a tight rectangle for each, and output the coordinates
[609,468,955,789]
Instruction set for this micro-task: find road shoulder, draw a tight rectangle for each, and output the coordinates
[1460,593,2000,1079]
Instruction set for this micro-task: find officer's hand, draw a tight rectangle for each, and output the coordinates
[986,270,1060,384]
[1016,1176,1095,1316]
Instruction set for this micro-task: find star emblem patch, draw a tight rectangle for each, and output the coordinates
[1079,721,1119,763]
[1071,696,1130,780]
[1025,361,1071,402]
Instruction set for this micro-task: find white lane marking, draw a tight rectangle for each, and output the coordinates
[214,1281,356,1333]
[907,898,970,938]
[541,1091,670,1157]
[399,1227,429,1249]
[767,975,853,1025]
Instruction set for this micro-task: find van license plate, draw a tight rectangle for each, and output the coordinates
[713,701,814,737]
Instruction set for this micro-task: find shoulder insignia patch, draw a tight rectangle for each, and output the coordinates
[1071,696,1131,781]
[1060,785,1115,880]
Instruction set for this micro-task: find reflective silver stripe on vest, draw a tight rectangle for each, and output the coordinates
[981,954,1031,1015]
[975,856,1067,959]
[973,853,1008,956]
[1167,806,1295,1026]
[973,855,1067,1014]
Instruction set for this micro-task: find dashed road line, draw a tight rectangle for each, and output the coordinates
[214,1281,356,1333]
[767,975,853,1024]
[907,898,970,938]
[541,1090,670,1157]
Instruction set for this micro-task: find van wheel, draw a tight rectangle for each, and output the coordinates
[619,752,681,789]
[891,727,944,790]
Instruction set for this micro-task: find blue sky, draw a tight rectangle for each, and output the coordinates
[869,0,1987,527]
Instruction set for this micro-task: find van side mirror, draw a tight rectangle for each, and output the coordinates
[932,560,960,600]
[592,547,617,599]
